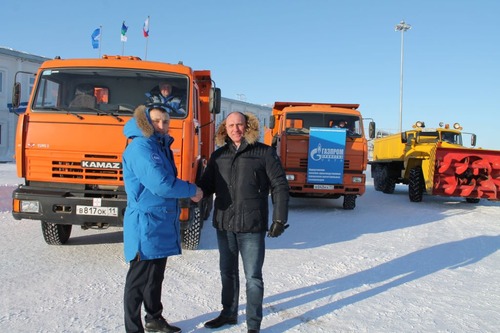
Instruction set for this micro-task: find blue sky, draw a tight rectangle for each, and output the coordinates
[2,0,499,149]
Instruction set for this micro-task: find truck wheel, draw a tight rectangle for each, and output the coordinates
[380,166,396,194]
[465,198,480,203]
[41,221,72,245]
[408,167,424,202]
[373,165,383,191]
[182,206,202,250]
[343,195,356,210]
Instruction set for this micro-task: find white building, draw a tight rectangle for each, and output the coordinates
[0,47,49,162]
[218,98,272,142]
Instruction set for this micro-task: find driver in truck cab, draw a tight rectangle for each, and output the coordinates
[145,81,186,115]
[333,120,355,135]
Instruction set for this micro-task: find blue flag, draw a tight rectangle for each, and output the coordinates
[91,28,101,49]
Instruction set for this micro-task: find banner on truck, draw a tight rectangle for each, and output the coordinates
[307,127,346,184]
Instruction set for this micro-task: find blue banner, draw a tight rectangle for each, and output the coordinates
[307,127,346,184]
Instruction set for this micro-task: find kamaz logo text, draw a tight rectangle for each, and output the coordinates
[81,161,122,169]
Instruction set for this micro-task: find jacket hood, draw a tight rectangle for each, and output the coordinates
[215,112,260,147]
[124,105,155,139]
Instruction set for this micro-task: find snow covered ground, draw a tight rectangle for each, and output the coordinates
[1,162,499,333]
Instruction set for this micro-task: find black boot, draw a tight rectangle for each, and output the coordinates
[144,316,181,333]
[204,314,237,328]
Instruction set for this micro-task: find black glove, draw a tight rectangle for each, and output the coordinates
[267,220,289,238]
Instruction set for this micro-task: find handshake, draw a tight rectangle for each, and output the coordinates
[190,187,204,203]
[267,220,289,238]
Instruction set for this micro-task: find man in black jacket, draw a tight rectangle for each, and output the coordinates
[198,111,290,333]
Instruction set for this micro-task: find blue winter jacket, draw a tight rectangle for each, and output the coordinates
[122,110,196,262]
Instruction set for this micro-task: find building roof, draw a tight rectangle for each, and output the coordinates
[0,46,49,63]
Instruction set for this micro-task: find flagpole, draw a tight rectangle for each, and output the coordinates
[98,25,102,58]
[144,16,150,60]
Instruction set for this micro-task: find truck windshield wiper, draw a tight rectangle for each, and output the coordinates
[66,111,83,120]
[99,110,124,122]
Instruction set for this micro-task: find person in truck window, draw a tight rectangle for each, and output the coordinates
[122,104,203,333]
[197,111,290,333]
[333,120,355,135]
[337,120,347,128]
[145,81,186,115]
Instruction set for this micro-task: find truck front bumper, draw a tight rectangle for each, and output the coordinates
[12,185,126,227]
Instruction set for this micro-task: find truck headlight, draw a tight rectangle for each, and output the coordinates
[286,174,295,181]
[21,200,40,213]
[352,176,363,183]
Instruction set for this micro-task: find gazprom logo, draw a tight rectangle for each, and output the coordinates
[81,161,122,169]
[310,143,344,161]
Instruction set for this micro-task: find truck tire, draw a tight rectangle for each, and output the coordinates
[41,221,72,245]
[343,195,356,210]
[380,166,396,194]
[373,165,384,191]
[408,167,425,202]
[182,206,202,250]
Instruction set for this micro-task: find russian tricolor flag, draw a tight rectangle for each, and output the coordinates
[143,16,150,38]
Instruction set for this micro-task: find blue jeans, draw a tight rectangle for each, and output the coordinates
[216,230,266,330]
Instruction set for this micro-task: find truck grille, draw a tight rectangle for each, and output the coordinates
[48,156,123,183]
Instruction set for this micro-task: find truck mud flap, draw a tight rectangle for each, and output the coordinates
[433,147,500,200]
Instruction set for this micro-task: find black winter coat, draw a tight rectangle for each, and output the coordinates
[198,139,289,233]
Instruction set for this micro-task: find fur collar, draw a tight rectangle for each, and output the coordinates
[215,112,260,147]
[133,105,155,138]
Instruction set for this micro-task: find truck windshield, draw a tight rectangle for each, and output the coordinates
[284,112,363,137]
[32,68,189,118]
[441,131,462,145]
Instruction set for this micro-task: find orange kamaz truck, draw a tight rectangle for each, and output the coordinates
[264,102,373,209]
[11,55,220,249]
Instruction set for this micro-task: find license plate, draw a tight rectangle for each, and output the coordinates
[313,184,335,190]
[76,205,118,217]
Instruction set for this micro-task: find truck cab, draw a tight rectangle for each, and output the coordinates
[11,55,220,249]
[265,102,370,209]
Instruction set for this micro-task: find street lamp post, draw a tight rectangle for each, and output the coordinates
[395,20,411,132]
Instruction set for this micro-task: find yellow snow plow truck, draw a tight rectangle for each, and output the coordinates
[369,121,500,203]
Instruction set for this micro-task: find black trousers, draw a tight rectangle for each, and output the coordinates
[124,257,167,333]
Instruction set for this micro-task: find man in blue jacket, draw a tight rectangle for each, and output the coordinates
[122,104,202,333]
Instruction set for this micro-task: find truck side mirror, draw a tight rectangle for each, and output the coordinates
[210,87,221,114]
[401,132,408,143]
[368,121,375,139]
[12,82,21,109]
[269,115,275,130]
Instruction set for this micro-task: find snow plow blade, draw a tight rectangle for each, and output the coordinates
[433,147,500,200]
